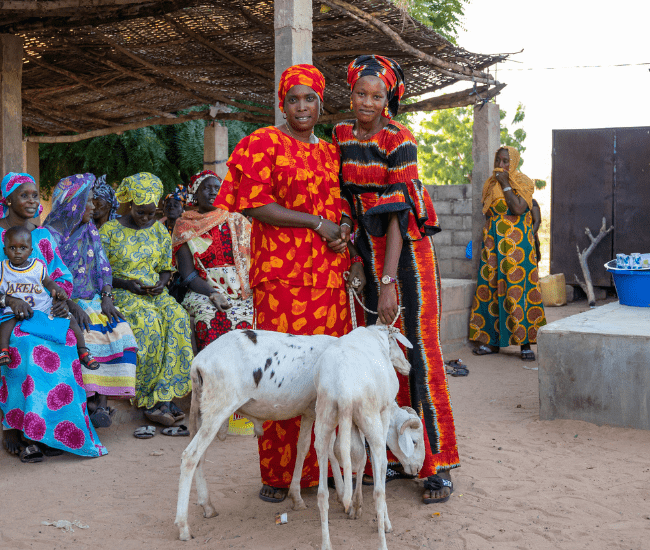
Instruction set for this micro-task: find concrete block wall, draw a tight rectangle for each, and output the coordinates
[426,184,475,280]
[439,279,476,357]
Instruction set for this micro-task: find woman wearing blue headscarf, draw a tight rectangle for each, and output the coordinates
[0,172,106,461]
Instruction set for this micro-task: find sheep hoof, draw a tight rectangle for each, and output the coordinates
[202,504,219,518]
[177,525,193,541]
[291,499,307,511]
[348,506,362,520]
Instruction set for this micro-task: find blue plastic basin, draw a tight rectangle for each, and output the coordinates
[604,260,650,307]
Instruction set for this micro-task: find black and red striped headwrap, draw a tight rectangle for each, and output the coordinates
[347,55,405,119]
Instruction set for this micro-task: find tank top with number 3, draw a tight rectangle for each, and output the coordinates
[0,258,53,315]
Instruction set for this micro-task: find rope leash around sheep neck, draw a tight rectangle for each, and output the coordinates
[343,271,403,331]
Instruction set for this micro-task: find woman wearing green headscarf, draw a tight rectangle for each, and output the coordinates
[99,173,193,428]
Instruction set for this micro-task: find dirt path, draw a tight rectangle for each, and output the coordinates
[1,299,648,550]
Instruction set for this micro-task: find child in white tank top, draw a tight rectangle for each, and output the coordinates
[0,226,99,369]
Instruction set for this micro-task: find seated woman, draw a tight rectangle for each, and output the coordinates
[469,146,547,360]
[45,174,138,429]
[172,170,253,351]
[0,172,106,460]
[99,172,193,428]
[92,175,120,230]
[160,184,187,235]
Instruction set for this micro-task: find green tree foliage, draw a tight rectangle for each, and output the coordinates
[416,103,528,186]
[391,0,470,43]
[38,107,265,197]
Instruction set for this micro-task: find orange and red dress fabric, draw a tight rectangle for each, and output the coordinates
[333,120,460,478]
[215,126,351,489]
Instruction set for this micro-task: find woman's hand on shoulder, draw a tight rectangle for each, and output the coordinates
[68,300,92,331]
[208,292,231,312]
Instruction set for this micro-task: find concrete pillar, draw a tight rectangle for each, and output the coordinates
[471,103,500,276]
[0,34,24,178]
[203,122,228,180]
[274,0,313,126]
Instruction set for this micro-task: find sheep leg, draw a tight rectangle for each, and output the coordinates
[349,429,366,520]
[175,408,234,541]
[337,412,354,514]
[328,432,344,503]
[365,415,391,550]
[288,412,315,511]
[315,402,337,550]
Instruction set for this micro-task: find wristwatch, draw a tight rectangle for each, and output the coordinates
[381,275,397,285]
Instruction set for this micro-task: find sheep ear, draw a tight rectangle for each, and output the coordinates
[398,431,414,458]
[393,332,413,349]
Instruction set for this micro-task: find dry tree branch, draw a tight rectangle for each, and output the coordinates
[574,217,614,307]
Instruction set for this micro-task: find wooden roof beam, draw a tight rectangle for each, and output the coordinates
[23,97,116,127]
[319,0,498,85]
[24,54,176,119]
[96,31,273,115]
[163,15,274,85]
[400,83,507,113]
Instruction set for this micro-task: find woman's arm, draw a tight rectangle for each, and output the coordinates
[345,239,366,295]
[531,200,541,233]
[243,203,345,253]
[112,276,147,295]
[377,213,403,325]
[100,284,125,324]
[496,172,528,216]
[175,244,231,311]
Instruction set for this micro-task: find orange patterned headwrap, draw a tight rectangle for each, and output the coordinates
[277,64,325,112]
[347,55,405,119]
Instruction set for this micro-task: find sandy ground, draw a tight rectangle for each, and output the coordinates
[1,298,649,550]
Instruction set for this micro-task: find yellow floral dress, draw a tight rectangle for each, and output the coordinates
[99,219,193,408]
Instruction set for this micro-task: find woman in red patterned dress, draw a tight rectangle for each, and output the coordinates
[215,65,351,503]
[333,55,460,504]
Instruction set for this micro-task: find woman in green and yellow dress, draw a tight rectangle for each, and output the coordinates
[99,173,193,426]
[469,146,546,361]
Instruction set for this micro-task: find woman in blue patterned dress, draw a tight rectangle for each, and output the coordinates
[0,172,106,460]
[99,173,193,428]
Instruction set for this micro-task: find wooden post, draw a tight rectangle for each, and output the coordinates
[0,34,24,177]
[203,122,229,180]
[274,0,313,126]
[471,103,500,277]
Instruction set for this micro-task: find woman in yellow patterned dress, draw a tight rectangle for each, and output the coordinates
[469,146,546,361]
[99,173,193,427]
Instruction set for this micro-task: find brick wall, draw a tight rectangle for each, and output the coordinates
[426,183,475,279]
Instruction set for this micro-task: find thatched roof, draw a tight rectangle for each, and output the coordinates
[0,0,506,142]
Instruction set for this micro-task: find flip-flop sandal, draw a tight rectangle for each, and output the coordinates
[41,444,64,457]
[0,348,11,365]
[133,425,156,439]
[259,485,288,503]
[520,350,536,361]
[472,345,498,356]
[422,475,454,504]
[20,444,44,463]
[90,407,113,428]
[161,425,190,437]
[144,406,175,427]
[78,348,100,370]
[445,359,470,377]
[168,402,186,422]
[362,468,412,486]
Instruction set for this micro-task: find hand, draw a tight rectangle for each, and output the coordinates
[147,278,166,296]
[127,280,149,296]
[377,283,399,325]
[101,296,125,324]
[6,296,34,321]
[346,262,366,295]
[208,292,231,312]
[340,221,352,243]
[68,300,92,331]
[50,297,70,318]
[495,170,509,187]
[51,286,68,301]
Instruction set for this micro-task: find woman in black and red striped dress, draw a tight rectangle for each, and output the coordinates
[333,55,460,504]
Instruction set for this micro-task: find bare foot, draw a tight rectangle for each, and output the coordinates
[259,484,288,503]
[422,470,453,504]
[2,429,23,455]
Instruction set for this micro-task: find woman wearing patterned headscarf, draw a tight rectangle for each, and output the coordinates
[45,174,137,430]
[172,170,253,349]
[160,183,188,235]
[1,172,107,460]
[92,175,120,229]
[333,55,460,504]
[99,173,193,430]
[215,64,351,503]
[469,146,546,360]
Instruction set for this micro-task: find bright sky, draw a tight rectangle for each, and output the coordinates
[428,0,650,186]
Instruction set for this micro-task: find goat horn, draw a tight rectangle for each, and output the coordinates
[399,417,421,435]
